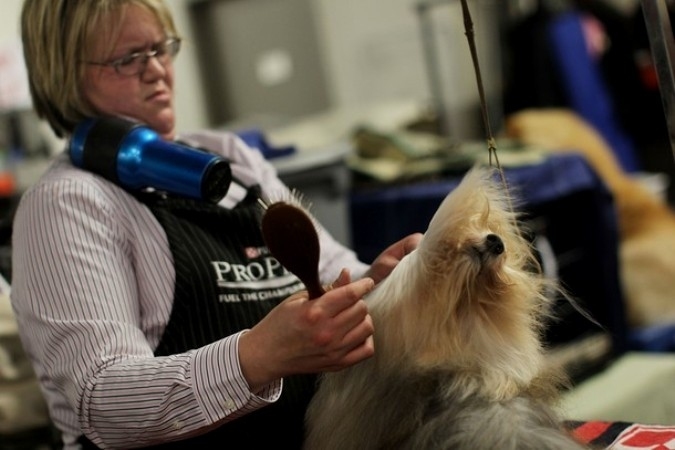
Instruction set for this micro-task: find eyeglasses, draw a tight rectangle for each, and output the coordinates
[85,37,181,76]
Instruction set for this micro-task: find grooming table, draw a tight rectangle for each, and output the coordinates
[563,352,675,448]
[562,352,675,425]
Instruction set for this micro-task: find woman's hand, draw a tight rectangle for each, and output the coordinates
[365,233,422,284]
[237,234,422,391]
[238,274,375,391]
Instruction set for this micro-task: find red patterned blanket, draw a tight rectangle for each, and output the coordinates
[568,421,675,449]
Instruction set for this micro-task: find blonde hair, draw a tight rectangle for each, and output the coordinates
[21,0,179,137]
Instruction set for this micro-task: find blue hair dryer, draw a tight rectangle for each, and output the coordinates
[69,117,232,203]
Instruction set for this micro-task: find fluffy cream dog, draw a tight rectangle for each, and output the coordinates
[304,167,585,449]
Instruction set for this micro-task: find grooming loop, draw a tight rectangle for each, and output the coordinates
[459,0,512,210]
[416,0,503,177]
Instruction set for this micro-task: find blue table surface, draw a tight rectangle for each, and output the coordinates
[350,152,609,208]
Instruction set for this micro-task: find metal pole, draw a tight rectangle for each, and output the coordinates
[642,0,675,160]
[416,1,450,136]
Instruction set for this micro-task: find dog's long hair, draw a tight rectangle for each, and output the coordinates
[304,167,586,449]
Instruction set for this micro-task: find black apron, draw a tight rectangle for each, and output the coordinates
[80,187,317,449]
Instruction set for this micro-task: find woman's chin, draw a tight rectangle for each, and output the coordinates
[148,113,176,140]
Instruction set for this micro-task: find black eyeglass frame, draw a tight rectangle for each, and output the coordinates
[85,37,182,76]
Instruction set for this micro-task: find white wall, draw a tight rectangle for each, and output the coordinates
[0,0,646,136]
[0,2,21,44]
[312,0,429,108]
[0,0,509,139]
[313,0,503,139]
[166,0,209,132]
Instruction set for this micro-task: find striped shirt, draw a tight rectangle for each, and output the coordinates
[10,129,368,449]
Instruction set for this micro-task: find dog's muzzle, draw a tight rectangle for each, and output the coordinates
[471,234,505,264]
[485,234,504,255]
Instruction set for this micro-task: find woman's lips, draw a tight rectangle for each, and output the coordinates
[147,90,171,103]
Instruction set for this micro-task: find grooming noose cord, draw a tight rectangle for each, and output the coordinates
[459,0,513,211]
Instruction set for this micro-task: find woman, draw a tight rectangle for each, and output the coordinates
[12,1,421,448]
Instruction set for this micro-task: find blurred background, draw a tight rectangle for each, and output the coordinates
[2,0,675,448]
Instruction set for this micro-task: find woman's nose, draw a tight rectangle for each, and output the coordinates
[141,54,168,80]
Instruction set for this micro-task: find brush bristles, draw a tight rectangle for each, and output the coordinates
[260,188,322,233]
[260,188,312,211]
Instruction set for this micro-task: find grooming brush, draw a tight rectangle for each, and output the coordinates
[261,201,326,299]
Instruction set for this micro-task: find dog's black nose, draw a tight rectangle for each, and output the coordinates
[485,234,504,255]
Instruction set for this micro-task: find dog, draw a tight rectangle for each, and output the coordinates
[304,166,586,449]
[505,108,675,327]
